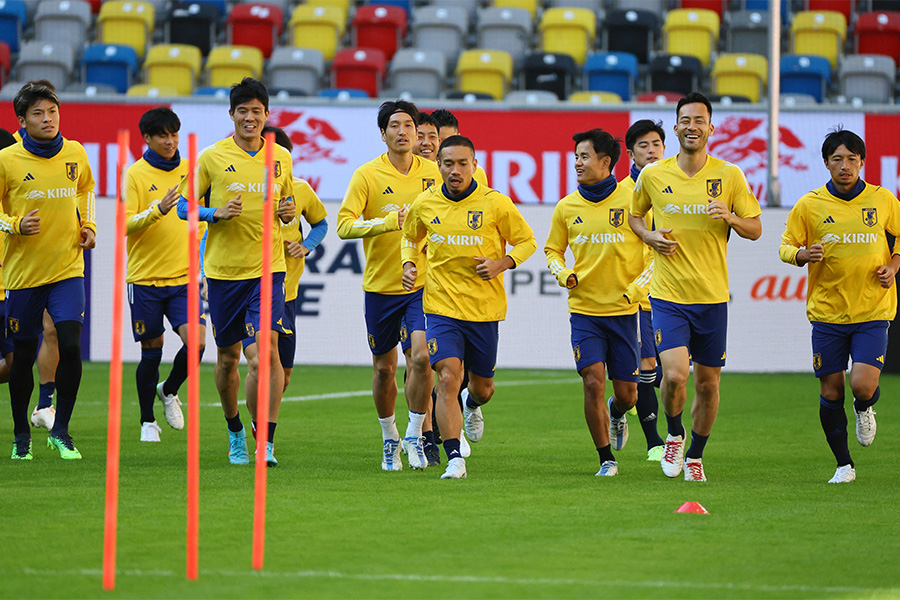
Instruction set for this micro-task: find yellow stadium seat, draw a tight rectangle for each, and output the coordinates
[289,5,347,60]
[711,53,767,102]
[300,0,351,22]
[97,1,155,59]
[144,44,202,96]
[539,8,596,65]
[205,45,265,88]
[455,49,513,100]
[127,84,178,97]
[493,0,538,19]
[568,91,623,104]
[662,8,720,67]
[791,10,846,68]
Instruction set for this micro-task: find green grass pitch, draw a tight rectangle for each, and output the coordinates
[1,364,899,599]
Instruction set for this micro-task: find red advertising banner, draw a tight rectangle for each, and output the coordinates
[861,114,900,197]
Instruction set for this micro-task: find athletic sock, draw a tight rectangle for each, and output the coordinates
[443,437,461,461]
[637,372,664,448]
[853,387,880,413]
[820,395,853,467]
[608,397,625,419]
[268,421,277,443]
[405,410,425,438]
[422,430,436,445]
[162,345,188,397]
[51,322,82,438]
[37,382,55,410]
[378,414,399,442]
[226,413,243,433]
[597,444,615,464]
[685,430,709,459]
[665,411,685,438]
[50,396,75,438]
[136,347,162,424]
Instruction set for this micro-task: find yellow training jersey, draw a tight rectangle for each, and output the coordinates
[282,177,327,302]
[402,183,536,321]
[631,155,760,304]
[618,173,654,311]
[0,264,5,301]
[0,139,96,289]
[474,166,488,187]
[337,153,440,295]
[126,157,206,285]
[545,184,645,317]
[780,182,900,323]
[178,136,294,281]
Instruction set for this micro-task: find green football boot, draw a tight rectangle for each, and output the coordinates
[11,439,33,460]
[47,434,82,460]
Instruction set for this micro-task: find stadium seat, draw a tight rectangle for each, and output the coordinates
[0,41,10,87]
[67,82,119,95]
[227,3,284,59]
[583,52,638,101]
[728,11,769,55]
[538,7,596,65]
[603,9,658,64]
[301,0,353,21]
[143,0,172,26]
[649,54,702,96]
[522,52,575,99]
[636,91,682,103]
[127,83,178,97]
[412,5,468,65]
[87,0,101,13]
[432,0,479,20]
[319,87,369,99]
[330,47,387,98]
[662,8,720,67]
[790,10,846,68]
[366,0,410,15]
[855,11,900,65]
[194,86,230,98]
[176,0,225,17]
[492,0,538,19]
[804,0,849,25]
[505,90,559,104]
[707,94,752,104]
[81,43,138,93]
[839,54,895,104]
[15,41,75,90]
[289,5,346,61]
[144,44,202,95]
[455,49,513,100]
[167,2,219,57]
[97,1,155,59]
[34,0,92,56]
[617,0,665,16]
[0,0,26,53]
[568,90,623,104]
[678,0,724,20]
[711,53,767,103]
[476,7,532,65]
[780,93,818,105]
[873,0,898,9]
[351,5,408,61]
[548,0,602,10]
[271,88,309,99]
[205,45,264,88]
[268,47,325,96]
[389,49,446,99]
[252,0,292,13]
[780,54,830,103]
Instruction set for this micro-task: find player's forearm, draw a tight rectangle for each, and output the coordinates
[400,236,421,265]
[125,201,162,235]
[546,252,575,287]
[729,215,762,240]
[779,242,802,266]
[624,259,654,303]
[301,218,328,253]
[0,213,21,235]
[507,235,537,267]
[628,213,651,243]
[337,211,399,239]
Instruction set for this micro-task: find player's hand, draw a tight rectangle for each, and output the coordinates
[707,199,734,224]
[278,198,295,223]
[79,227,96,249]
[877,263,898,288]
[19,209,40,235]
[474,256,505,280]
[644,228,678,256]
[158,186,179,215]
[806,243,824,263]
[285,240,309,259]
[397,205,407,229]
[402,261,417,291]
[214,194,242,220]
[566,273,577,289]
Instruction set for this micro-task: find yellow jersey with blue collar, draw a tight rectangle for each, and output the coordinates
[177,136,294,281]
[282,177,327,302]
[545,184,645,317]
[631,155,760,304]
[337,153,440,295]
[618,173,654,311]
[0,139,96,289]
[401,183,536,321]
[780,182,900,323]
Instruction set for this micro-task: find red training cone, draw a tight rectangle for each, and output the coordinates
[675,502,709,514]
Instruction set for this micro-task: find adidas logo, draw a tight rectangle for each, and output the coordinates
[23,173,34,181]
[383,186,394,194]
[431,216,441,224]
[661,186,673,194]
[721,352,727,360]
[824,215,835,224]
[225,165,236,172]
[573,216,583,225]
[877,355,884,363]
[149,184,158,192]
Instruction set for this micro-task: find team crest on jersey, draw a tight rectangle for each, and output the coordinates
[706,179,722,198]
[134,320,145,335]
[467,210,483,230]
[427,338,438,356]
[813,353,822,370]
[274,161,282,178]
[245,323,255,337]
[609,208,625,227]
[368,334,375,349]
[654,329,662,346]
[8,318,18,334]
[422,178,435,190]
[862,208,878,227]
[573,345,580,362]
[66,162,78,182]
[399,325,408,343]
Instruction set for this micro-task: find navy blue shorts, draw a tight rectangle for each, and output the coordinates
[364,289,425,356]
[811,320,889,377]
[127,283,206,342]
[425,313,498,378]
[242,298,296,370]
[570,312,640,381]
[639,309,656,360]
[207,273,287,348]
[650,298,727,367]
[6,277,84,340]
[0,300,12,355]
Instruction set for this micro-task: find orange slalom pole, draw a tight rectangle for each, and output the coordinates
[252,132,275,570]
[186,133,201,581]
[102,129,129,591]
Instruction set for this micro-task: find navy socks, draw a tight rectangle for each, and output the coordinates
[136,347,162,424]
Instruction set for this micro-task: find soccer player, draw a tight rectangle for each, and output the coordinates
[176,78,295,466]
[337,100,440,472]
[545,129,644,477]
[401,135,536,479]
[779,128,900,484]
[620,119,667,461]
[126,107,208,442]
[1,81,96,460]
[628,92,761,482]
[430,109,489,186]
[413,111,439,162]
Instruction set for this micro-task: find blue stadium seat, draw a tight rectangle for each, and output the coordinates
[194,86,230,98]
[584,52,638,101]
[319,87,369,98]
[81,43,138,93]
[366,0,412,16]
[183,0,227,17]
[780,54,830,103]
[0,0,27,52]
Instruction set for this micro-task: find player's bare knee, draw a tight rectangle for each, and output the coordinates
[471,380,493,403]
[850,381,878,402]
[406,349,431,374]
[663,369,689,389]
[373,363,396,384]
[581,371,604,398]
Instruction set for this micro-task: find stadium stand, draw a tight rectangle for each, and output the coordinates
[727,10,769,55]
[331,47,387,98]
[167,2,219,57]
[780,54,831,103]
[268,47,325,96]
[367,0,411,16]
[678,0,725,19]
[839,54,896,104]
[523,51,575,99]
[617,0,666,18]
[288,4,345,61]
[492,0,539,19]
[205,45,264,88]
[127,83,178,96]
[16,41,75,90]
[710,53,767,103]
[455,49,513,100]
[568,90,623,104]
[505,89,559,103]
[412,5,468,65]
[319,87,369,99]
[0,41,10,87]
[780,92,818,105]
[476,7,532,65]
[603,9,658,65]
[34,0,92,56]
[854,11,900,65]
[0,0,26,53]
[194,85,231,97]
[227,3,284,59]
[444,90,494,101]
[790,10,846,68]
[538,7,596,65]
[584,52,639,101]
[649,53,702,96]
[662,8,720,67]
[351,5,407,61]
[144,44,203,95]
[636,91,683,103]
[805,0,851,25]
[389,48,446,99]
[548,0,602,10]
[96,0,155,59]
[66,82,118,95]
[81,43,138,93]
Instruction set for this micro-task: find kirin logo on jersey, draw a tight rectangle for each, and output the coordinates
[822,232,879,244]
[467,210,483,230]
[609,208,624,227]
[572,233,626,245]
[26,190,46,200]
[267,109,347,165]
[227,183,246,193]
[429,233,446,244]
[661,204,681,214]
[821,233,841,245]
[572,234,590,245]
[382,203,401,214]
[25,187,75,200]
[862,208,878,227]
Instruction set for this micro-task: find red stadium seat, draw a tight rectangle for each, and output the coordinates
[227,3,284,58]
[855,11,900,65]
[88,0,101,13]
[351,5,407,60]
[636,91,683,103]
[805,0,849,25]
[0,41,9,87]
[331,47,387,97]
[678,0,725,20]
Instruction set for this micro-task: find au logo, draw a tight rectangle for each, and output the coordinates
[66,162,78,182]
[573,345,580,362]
[8,318,18,333]
[427,338,438,356]
[862,208,878,227]
[245,323,256,337]
[134,320,146,335]
[467,210,483,231]
[273,161,282,178]
[422,178,435,190]
[368,334,376,349]
[399,325,408,343]
[813,353,822,370]
[654,329,662,346]
[609,207,624,227]
[706,179,722,198]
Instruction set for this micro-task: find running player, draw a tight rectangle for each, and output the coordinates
[628,93,761,482]
[430,109,489,186]
[780,128,900,484]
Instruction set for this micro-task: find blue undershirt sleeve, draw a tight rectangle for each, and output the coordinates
[177,195,219,223]
[300,218,328,253]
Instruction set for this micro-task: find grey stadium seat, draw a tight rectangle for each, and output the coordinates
[780,93,818,106]
[728,11,769,55]
[412,6,469,65]
[430,0,480,21]
[268,47,325,96]
[389,48,447,98]
[614,0,666,19]
[476,7,533,65]
[504,89,559,103]
[34,0,92,56]
[548,0,603,12]
[839,54,896,104]
[15,41,75,91]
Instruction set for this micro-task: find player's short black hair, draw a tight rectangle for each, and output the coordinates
[430,109,459,132]
[625,119,666,151]
[138,107,181,138]
[676,92,712,120]
[437,134,474,158]
[572,129,621,170]
[0,128,15,149]
[230,77,269,113]
[263,125,293,152]
[377,100,418,132]
[13,80,60,119]
[417,111,437,128]
[822,126,866,161]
